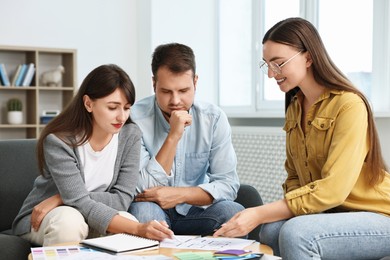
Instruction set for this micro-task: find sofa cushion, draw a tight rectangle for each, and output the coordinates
[0,139,39,231]
[0,234,31,260]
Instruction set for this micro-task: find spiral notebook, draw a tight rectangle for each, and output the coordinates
[80,233,159,254]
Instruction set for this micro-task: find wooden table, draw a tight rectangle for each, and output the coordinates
[136,241,273,256]
[29,240,273,259]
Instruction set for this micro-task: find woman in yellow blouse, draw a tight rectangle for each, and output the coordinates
[214,17,390,259]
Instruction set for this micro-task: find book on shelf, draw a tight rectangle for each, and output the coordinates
[0,63,10,86]
[80,233,159,254]
[15,64,28,86]
[11,64,22,86]
[21,63,35,86]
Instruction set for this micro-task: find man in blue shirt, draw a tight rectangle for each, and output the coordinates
[129,43,244,236]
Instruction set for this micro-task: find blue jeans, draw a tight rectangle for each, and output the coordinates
[129,200,244,236]
[260,212,390,260]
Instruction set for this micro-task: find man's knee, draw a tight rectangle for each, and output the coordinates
[259,220,286,257]
[210,201,244,221]
[128,202,165,222]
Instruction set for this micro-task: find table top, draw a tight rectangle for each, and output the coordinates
[137,241,273,256]
[29,240,273,259]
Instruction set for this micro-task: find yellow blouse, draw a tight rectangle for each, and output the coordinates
[283,89,390,216]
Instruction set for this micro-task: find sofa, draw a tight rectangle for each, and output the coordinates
[0,138,264,259]
[0,139,38,259]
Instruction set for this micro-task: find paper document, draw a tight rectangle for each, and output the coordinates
[80,233,159,253]
[160,235,255,250]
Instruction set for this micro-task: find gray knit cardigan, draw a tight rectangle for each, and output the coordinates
[12,123,142,236]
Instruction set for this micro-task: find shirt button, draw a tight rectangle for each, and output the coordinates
[310,184,315,189]
[320,123,324,128]
[308,121,311,125]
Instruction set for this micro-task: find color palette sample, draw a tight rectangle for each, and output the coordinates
[31,246,96,259]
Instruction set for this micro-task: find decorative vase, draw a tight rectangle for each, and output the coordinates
[7,111,23,125]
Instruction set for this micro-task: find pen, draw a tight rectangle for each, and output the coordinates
[153,220,180,242]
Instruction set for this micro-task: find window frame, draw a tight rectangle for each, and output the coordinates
[218,0,390,118]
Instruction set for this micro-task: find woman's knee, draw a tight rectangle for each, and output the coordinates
[279,217,310,247]
[43,206,88,245]
[278,216,321,259]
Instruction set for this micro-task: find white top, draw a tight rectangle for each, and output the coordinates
[77,134,119,191]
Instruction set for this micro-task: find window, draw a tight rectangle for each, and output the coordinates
[262,0,300,102]
[218,0,252,108]
[318,0,372,101]
[219,0,390,117]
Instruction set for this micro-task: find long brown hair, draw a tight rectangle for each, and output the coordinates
[263,17,387,186]
[37,64,136,174]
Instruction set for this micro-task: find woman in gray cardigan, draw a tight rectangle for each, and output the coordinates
[12,64,174,246]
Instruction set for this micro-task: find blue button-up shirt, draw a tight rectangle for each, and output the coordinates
[131,95,240,215]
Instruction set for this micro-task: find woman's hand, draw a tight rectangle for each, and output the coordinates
[213,199,294,238]
[213,207,261,238]
[31,194,63,231]
[136,220,175,241]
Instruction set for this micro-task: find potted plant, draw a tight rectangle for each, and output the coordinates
[7,98,23,124]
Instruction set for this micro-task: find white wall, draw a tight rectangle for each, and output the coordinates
[376,118,390,165]
[0,0,139,95]
[0,0,217,103]
[135,0,218,103]
[1,0,389,164]
[150,0,218,104]
[0,0,217,109]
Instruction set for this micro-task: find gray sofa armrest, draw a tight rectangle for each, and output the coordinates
[0,139,38,259]
[0,139,38,232]
[0,234,31,260]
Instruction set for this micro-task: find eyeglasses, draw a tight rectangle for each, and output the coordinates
[259,51,302,75]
